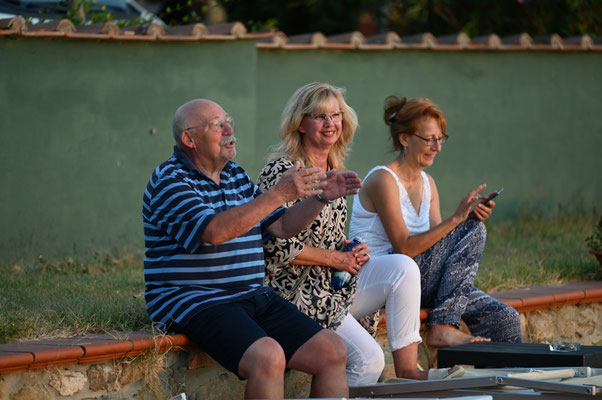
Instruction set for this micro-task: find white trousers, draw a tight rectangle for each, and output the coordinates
[335,253,422,386]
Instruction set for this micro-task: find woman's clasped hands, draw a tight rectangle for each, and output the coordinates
[333,240,371,275]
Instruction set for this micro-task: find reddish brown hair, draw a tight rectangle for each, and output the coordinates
[383,96,447,151]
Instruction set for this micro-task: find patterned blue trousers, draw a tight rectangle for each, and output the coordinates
[413,218,522,342]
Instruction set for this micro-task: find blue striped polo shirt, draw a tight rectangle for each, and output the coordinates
[142,146,284,331]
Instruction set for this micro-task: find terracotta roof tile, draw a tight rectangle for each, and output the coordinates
[256,31,287,48]
[436,32,471,49]
[285,32,327,49]
[502,32,533,46]
[564,35,594,50]
[472,34,502,49]
[533,34,564,50]
[1,19,599,51]
[0,351,35,373]
[73,21,120,36]
[402,32,437,48]
[25,19,76,36]
[364,31,401,47]
[326,31,365,49]
[206,21,246,38]
[79,340,134,363]
[0,16,26,34]
[164,22,208,38]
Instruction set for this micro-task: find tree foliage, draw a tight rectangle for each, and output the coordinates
[65,0,153,26]
[158,0,601,38]
[387,0,602,37]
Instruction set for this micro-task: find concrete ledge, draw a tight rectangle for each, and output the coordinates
[0,281,600,375]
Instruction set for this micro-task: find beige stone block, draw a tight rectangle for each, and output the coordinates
[88,364,122,392]
[8,386,50,400]
[185,366,245,399]
[284,370,312,398]
[525,310,556,342]
[48,369,86,396]
[557,306,580,339]
[120,361,143,386]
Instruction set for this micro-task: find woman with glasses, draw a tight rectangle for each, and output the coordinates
[349,96,522,349]
[256,83,452,385]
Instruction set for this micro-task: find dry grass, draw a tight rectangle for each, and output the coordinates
[478,211,601,292]
[0,252,149,343]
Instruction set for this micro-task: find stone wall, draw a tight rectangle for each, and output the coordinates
[1,303,599,400]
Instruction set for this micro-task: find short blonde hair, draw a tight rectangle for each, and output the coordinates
[268,82,358,171]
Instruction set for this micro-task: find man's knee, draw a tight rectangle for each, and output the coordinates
[238,337,286,379]
[312,330,348,364]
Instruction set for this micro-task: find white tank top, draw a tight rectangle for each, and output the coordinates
[349,166,431,256]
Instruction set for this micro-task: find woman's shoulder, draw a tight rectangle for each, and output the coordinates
[262,157,294,169]
[257,157,294,187]
[364,165,398,184]
[422,171,436,186]
[362,166,400,196]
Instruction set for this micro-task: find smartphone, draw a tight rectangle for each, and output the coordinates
[470,187,503,217]
[478,187,504,205]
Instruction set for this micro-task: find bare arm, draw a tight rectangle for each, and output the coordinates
[289,240,370,275]
[201,162,325,245]
[362,171,486,258]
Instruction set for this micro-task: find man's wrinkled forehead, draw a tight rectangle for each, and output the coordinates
[190,99,226,121]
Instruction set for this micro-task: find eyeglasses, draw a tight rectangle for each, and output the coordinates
[185,116,234,133]
[304,110,344,123]
[414,134,448,147]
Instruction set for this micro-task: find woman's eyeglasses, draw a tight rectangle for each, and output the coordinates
[304,110,344,123]
[414,134,448,146]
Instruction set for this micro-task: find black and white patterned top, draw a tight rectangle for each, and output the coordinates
[256,157,357,330]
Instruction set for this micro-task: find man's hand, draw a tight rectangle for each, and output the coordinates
[272,161,327,203]
[321,170,362,201]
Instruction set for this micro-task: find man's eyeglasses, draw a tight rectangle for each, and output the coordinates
[414,134,448,147]
[304,110,344,123]
[185,116,234,133]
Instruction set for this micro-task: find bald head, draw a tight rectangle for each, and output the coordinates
[172,99,222,148]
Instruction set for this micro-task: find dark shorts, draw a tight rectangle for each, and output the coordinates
[173,290,323,377]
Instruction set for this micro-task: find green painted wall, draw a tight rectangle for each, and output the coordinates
[255,50,602,220]
[0,38,258,263]
[1,38,600,263]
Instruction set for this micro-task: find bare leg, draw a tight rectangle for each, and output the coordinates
[392,342,428,380]
[426,324,490,348]
[287,329,348,398]
[237,337,286,399]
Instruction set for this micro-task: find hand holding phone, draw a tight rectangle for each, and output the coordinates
[477,187,504,206]
[470,187,503,218]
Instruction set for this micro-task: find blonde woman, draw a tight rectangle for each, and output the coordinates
[257,83,453,385]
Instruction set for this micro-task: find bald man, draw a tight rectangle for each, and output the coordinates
[143,99,362,398]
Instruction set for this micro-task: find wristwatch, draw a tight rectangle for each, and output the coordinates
[315,194,334,204]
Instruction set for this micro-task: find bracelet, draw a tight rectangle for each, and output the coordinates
[314,194,334,205]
